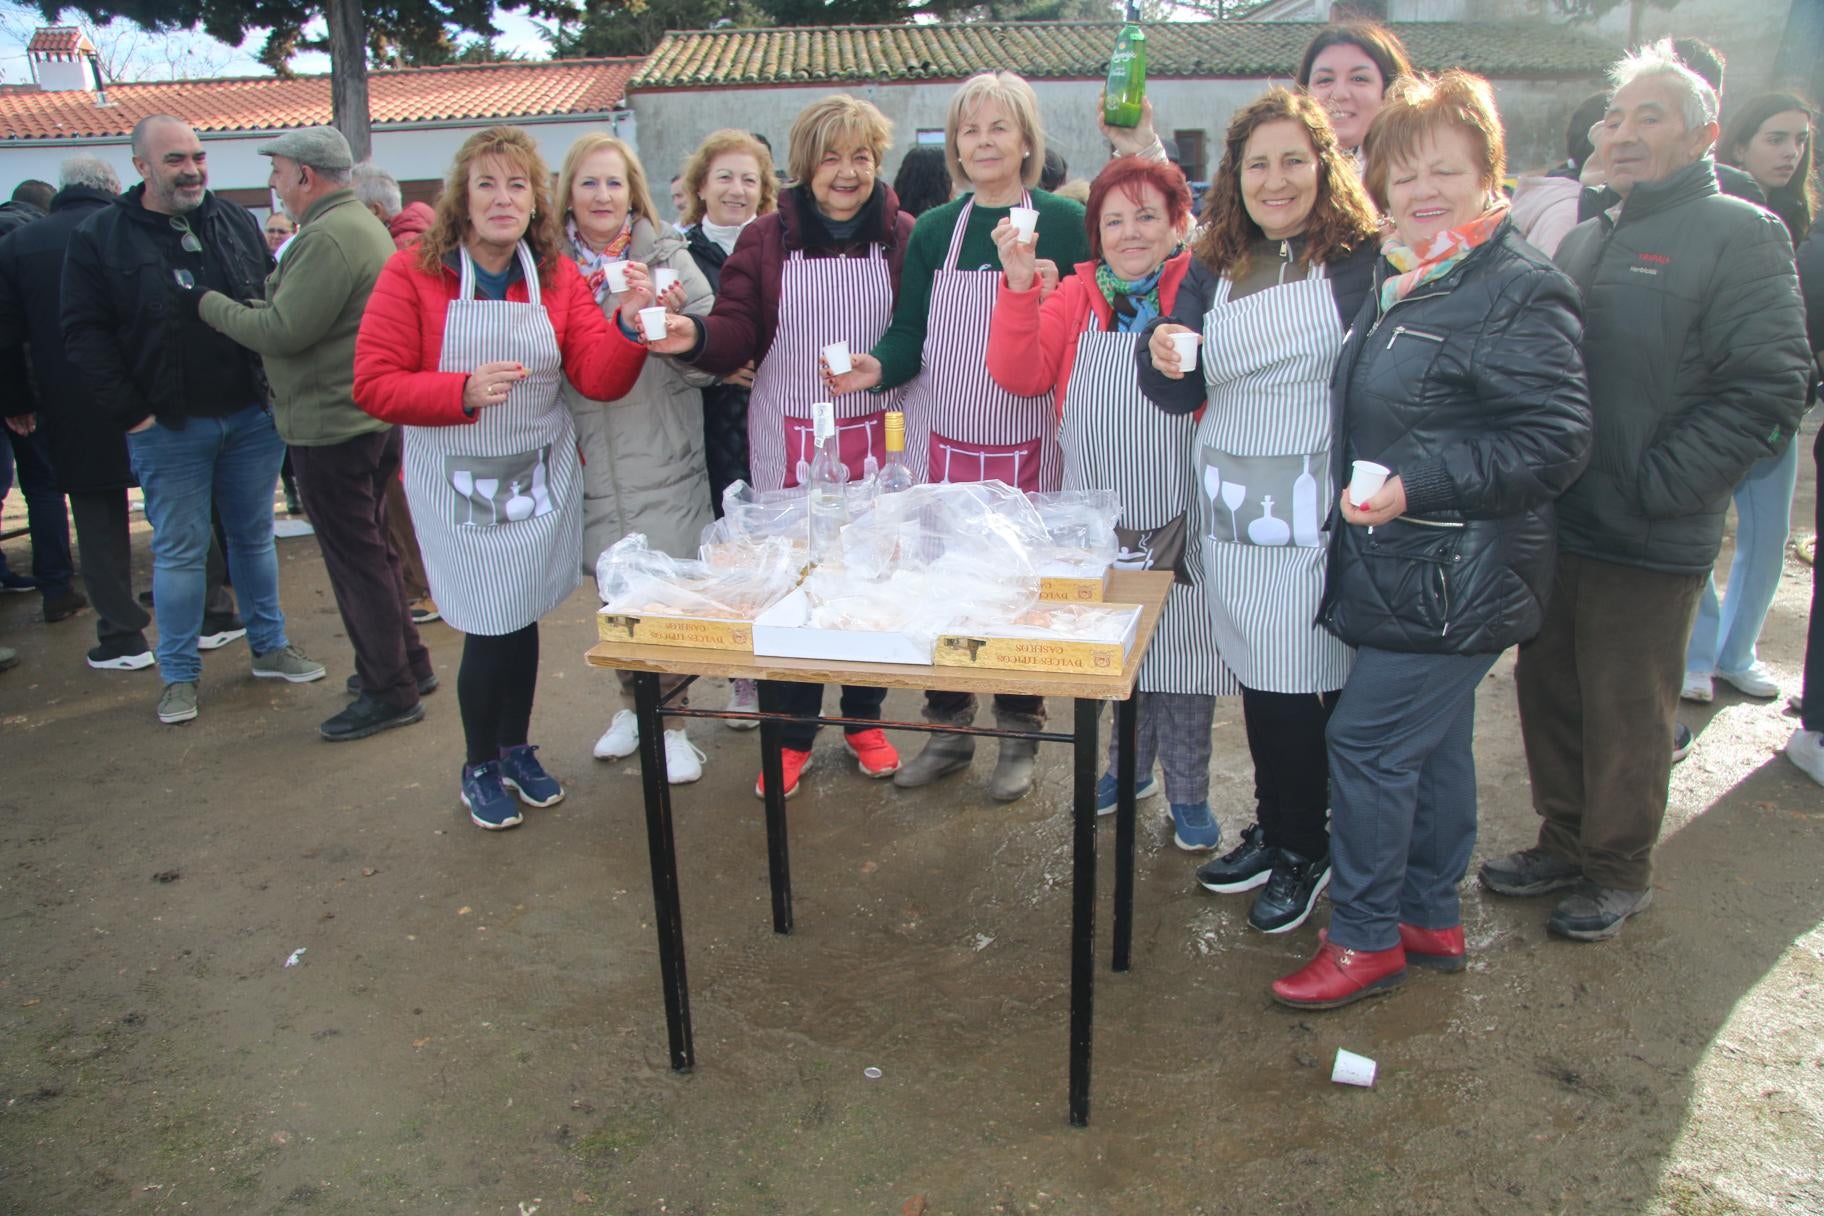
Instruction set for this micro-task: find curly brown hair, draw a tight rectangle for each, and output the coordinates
[1194,88,1380,281]
[416,126,561,282]
[679,129,778,228]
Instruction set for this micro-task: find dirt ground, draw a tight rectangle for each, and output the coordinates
[1,433,1822,1216]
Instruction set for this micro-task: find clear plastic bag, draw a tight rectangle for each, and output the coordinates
[1027,489,1121,576]
[596,532,799,621]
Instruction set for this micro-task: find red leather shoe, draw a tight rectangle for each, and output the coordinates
[1398,922,1466,972]
[1271,939,1406,1010]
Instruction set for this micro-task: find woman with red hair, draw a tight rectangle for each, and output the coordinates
[987,154,1235,852]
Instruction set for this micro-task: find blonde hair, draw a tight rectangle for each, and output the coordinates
[680,129,778,228]
[557,134,661,238]
[417,126,560,279]
[787,95,895,187]
[1362,70,1507,213]
[944,72,1045,190]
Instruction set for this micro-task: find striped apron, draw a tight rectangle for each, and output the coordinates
[748,247,904,491]
[901,192,1061,493]
[401,242,581,637]
[1195,266,1353,693]
[1060,325,1234,697]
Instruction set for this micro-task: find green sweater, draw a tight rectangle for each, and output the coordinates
[870,188,1090,389]
[199,189,397,446]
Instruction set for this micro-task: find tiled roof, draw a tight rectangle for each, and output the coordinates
[632,20,1615,88]
[0,57,640,141]
[27,26,92,58]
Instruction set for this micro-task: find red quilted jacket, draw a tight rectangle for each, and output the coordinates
[353,247,647,427]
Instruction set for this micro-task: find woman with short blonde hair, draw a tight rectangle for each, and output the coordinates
[679,130,778,229]
[942,71,1045,189]
[788,96,894,189]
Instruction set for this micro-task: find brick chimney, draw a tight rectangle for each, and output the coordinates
[27,27,102,94]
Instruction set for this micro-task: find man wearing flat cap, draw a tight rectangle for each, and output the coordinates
[196,124,432,742]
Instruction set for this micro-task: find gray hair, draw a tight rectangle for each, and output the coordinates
[351,163,402,217]
[59,155,119,193]
[1609,37,1719,134]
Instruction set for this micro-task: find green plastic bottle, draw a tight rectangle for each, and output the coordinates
[1104,2,1146,129]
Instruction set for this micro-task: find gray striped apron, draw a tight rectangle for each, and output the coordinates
[1060,325,1234,697]
[401,241,581,636]
[901,191,1061,493]
[747,246,904,490]
[1195,266,1353,693]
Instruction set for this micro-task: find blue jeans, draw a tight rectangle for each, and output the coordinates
[1686,439,1800,678]
[0,424,74,595]
[126,406,287,683]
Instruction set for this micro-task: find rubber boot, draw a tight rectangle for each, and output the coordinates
[988,706,1044,802]
[893,696,977,789]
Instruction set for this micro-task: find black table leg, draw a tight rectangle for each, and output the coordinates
[1069,697,1098,1127]
[1113,693,1138,973]
[757,714,794,935]
[634,671,694,1073]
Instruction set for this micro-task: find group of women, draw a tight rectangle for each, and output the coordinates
[341,21,1814,1010]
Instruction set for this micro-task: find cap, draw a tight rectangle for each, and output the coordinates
[255,126,354,173]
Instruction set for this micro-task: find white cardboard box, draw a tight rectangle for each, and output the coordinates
[751,587,935,666]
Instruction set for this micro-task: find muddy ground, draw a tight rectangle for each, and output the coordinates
[1,435,1821,1216]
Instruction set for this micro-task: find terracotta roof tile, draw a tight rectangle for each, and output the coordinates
[632,20,1615,88]
[26,27,91,58]
[0,57,640,142]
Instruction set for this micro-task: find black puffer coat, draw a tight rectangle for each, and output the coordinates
[683,221,751,514]
[1318,219,1593,655]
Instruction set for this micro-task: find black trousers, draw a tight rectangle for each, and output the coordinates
[758,680,887,750]
[458,622,539,766]
[1241,685,1339,862]
[1802,426,1822,733]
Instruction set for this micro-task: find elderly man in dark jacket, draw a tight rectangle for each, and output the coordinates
[62,115,326,727]
[1485,42,1813,941]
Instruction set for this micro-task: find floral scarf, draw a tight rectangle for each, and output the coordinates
[1095,260,1168,333]
[567,214,634,303]
[1378,203,1508,312]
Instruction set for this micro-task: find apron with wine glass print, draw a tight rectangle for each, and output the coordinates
[1195,263,1354,694]
[402,242,581,636]
[747,246,904,491]
[901,191,1062,493]
[1060,325,1233,697]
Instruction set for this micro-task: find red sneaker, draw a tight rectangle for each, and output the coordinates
[844,728,900,778]
[754,748,814,800]
[1270,939,1406,1010]
[1398,922,1466,972]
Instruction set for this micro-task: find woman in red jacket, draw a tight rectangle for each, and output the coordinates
[354,126,650,831]
[986,155,1234,852]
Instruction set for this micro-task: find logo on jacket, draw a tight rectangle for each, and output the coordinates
[1630,251,1670,276]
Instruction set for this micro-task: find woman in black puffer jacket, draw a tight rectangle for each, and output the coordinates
[1271,72,1593,1011]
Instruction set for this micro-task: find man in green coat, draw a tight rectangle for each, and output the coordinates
[196,125,433,743]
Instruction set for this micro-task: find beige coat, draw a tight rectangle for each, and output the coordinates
[562,216,715,574]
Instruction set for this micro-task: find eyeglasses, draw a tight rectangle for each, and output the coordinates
[169,215,202,254]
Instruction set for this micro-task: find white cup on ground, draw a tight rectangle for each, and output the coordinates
[654,267,679,294]
[823,340,853,375]
[1009,206,1039,244]
[638,306,668,341]
[1168,331,1201,373]
[1332,1047,1377,1088]
[1349,460,1391,509]
[604,261,630,294]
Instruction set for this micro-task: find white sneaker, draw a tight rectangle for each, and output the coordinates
[1785,729,1824,787]
[724,678,760,730]
[664,729,706,784]
[593,709,638,759]
[1680,672,1714,704]
[1718,662,1779,699]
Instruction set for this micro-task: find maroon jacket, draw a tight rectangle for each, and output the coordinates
[686,183,914,376]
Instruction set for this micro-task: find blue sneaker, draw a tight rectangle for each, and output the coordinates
[461,761,522,830]
[498,744,565,808]
[1094,770,1161,816]
[1170,801,1221,853]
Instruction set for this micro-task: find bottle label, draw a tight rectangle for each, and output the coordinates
[811,400,835,442]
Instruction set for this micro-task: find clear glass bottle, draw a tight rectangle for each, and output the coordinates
[878,409,915,495]
[807,401,848,565]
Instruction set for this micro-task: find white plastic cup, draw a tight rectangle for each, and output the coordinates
[1349,460,1391,509]
[823,341,853,376]
[1332,1047,1377,1088]
[638,306,668,341]
[1009,206,1039,244]
[604,261,630,294]
[1168,331,1201,373]
[654,267,679,294]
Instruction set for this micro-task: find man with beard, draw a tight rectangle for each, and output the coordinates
[62,115,326,725]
